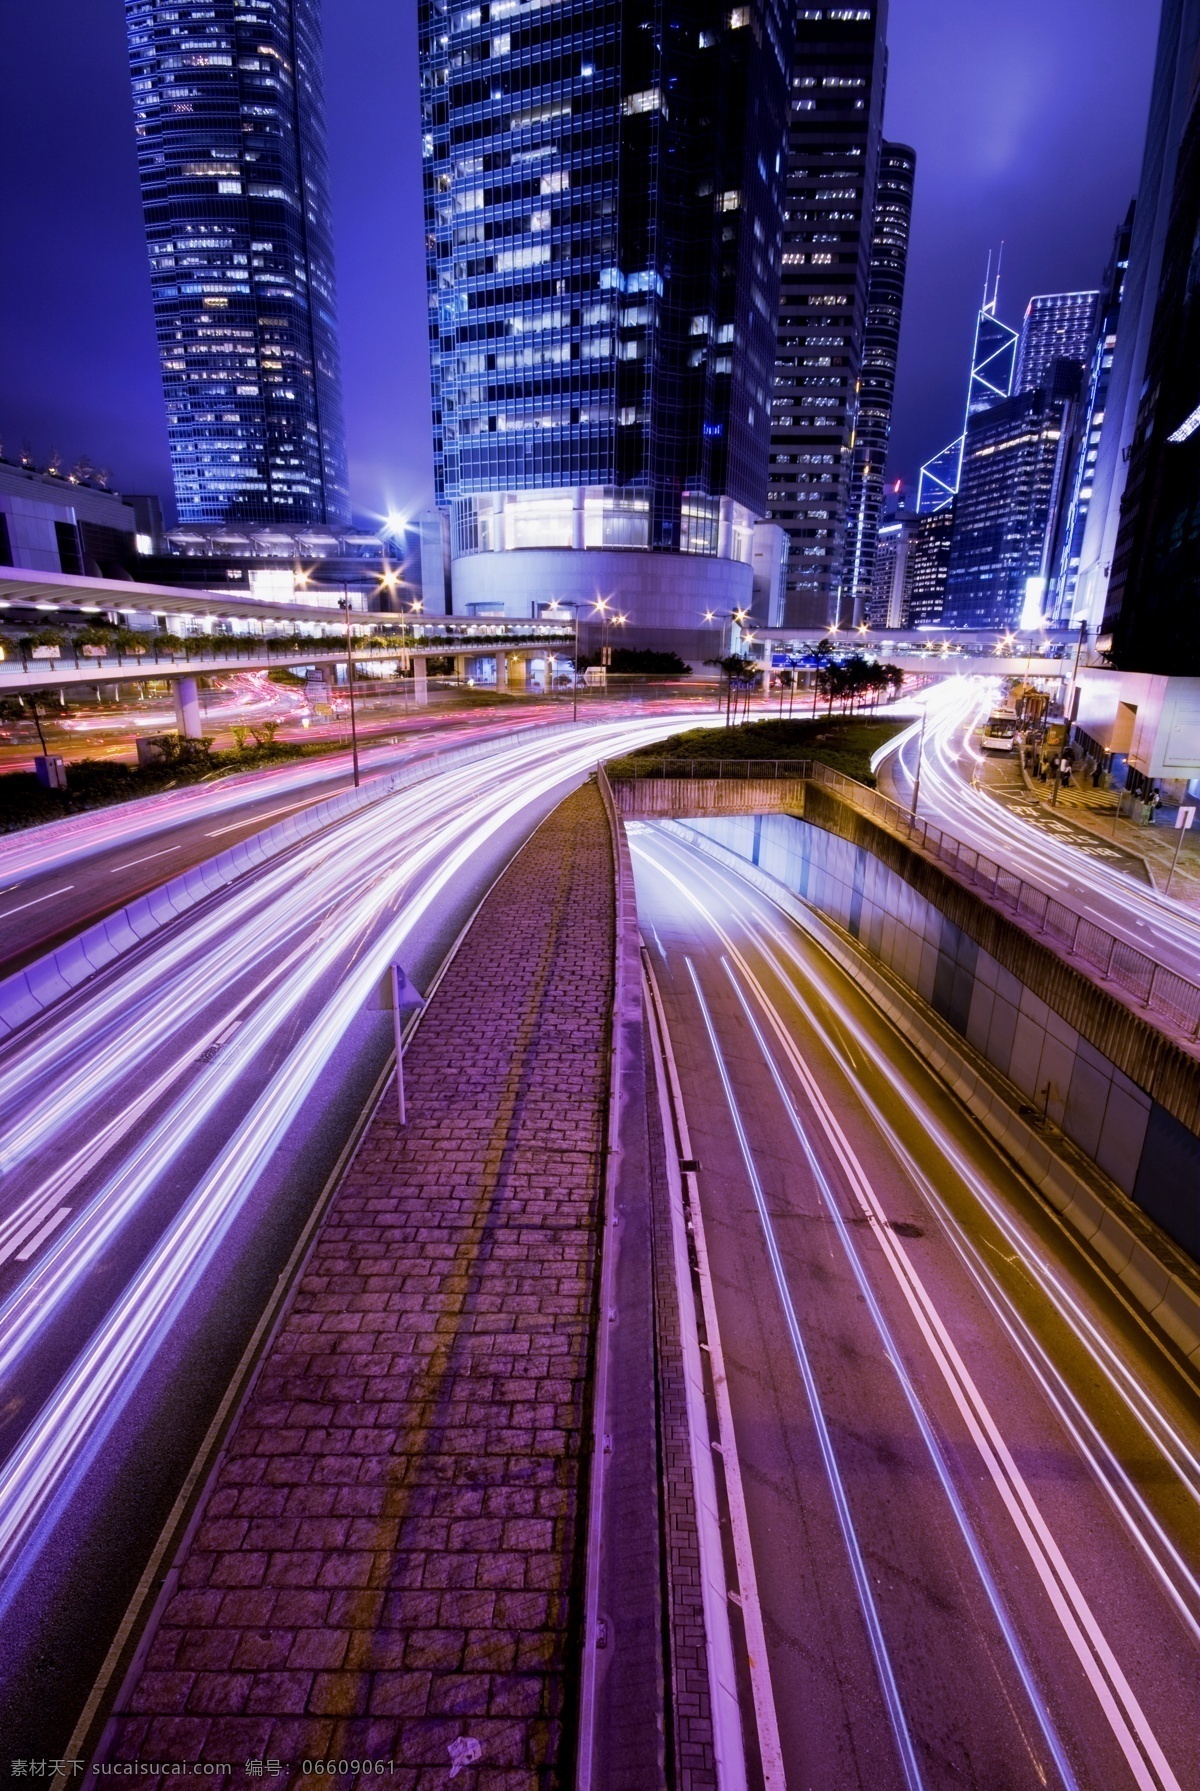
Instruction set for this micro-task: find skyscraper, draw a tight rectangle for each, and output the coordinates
[844,140,916,624]
[125,0,349,527]
[916,272,1019,514]
[1013,291,1099,395]
[1073,0,1200,638]
[906,507,954,627]
[419,0,792,652]
[766,2,889,630]
[1107,76,1200,672]
[1047,208,1134,622]
[939,366,1078,631]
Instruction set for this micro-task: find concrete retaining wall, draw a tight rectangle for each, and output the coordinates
[685,808,1200,1261]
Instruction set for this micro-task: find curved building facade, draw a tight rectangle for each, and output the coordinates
[418,0,792,646]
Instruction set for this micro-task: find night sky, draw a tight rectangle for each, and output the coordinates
[0,0,1160,525]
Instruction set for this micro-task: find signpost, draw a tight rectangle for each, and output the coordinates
[1166,805,1196,897]
[385,962,426,1124]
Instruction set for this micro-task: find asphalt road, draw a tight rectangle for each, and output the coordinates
[0,713,682,1760]
[878,678,1200,989]
[631,822,1198,1791]
[0,706,598,975]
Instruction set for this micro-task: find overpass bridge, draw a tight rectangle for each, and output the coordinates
[0,565,572,730]
[747,622,1095,684]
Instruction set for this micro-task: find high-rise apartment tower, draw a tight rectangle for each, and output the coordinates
[126,0,350,527]
[766,2,889,630]
[419,0,793,652]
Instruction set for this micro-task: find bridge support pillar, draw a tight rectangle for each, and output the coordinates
[173,675,203,739]
[413,657,429,706]
[454,655,468,681]
[495,654,508,692]
[506,653,527,691]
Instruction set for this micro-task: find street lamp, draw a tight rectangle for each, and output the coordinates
[546,598,608,721]
[337,594,361,788]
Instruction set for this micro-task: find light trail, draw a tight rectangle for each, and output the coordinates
[685,955,926,1791]
[882,679,1200,974]
[720,956,1079,1791]
[0,717,679,1613]
[639,832,1200,1562]
[634,832,1194,1791]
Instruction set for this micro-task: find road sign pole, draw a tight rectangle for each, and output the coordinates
[1166,805,1196,897]
[392,963,406,1125]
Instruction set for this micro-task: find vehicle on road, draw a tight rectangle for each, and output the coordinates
[979,706,1019,753]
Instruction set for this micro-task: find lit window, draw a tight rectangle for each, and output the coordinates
[721,190,741,211]
[727,7,749,27]
[623,87,661,116]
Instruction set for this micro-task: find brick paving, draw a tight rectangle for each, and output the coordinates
[102,783,616,1789]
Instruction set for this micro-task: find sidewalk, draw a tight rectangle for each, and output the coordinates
[1017,766,1200,908]
[99,783,616,1786]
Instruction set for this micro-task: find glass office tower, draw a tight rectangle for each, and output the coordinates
[126,0,349,527]
[421,0,792,649]
[766,2,889,630]
[1013,292,1099,395]
[844,138,915,623]
[939,368,1078,632]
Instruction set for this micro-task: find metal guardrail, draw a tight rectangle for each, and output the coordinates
[612,757,1200,1042]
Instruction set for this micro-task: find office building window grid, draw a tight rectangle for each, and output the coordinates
[767,3,887,629]
[419,0,791,557]
[126,0,349,526]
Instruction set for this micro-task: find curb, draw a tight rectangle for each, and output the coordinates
[662,821,1200,1373]
[0,719,578,1044]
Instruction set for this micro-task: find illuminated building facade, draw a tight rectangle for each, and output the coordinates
[940,371,1075,631]
[916,273,1018,515]
[906,506,953,627]
[844,138,915,623]
[420,0,792,651]
[125,0,350,527]
[1048,209,1133,623]
[766,2,889,631]
[1107,79,1200,673]
[1013,291,1098,395]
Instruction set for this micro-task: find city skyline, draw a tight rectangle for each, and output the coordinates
[0,0,1159,525]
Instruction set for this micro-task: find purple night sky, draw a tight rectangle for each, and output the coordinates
[0,0,1159,525]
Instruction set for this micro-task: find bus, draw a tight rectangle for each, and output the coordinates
[980,707,1019,754]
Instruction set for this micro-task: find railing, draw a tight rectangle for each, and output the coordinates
[0,624,574,680]
[612,757,1200,1042]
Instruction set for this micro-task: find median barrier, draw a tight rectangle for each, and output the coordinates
[0,719,579,1042]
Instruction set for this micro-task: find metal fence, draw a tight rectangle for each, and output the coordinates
[614,756,1200,1041]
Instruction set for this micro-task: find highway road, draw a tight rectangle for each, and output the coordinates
[0,699,708,976]
[631,822,1198,1791]
[0,713,680,1758]
[878,677,1200,988]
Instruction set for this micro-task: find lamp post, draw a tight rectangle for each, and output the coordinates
[909,703,927,827]
[337,593,361,788]
[703,606,752,722]
[546,597,613,720]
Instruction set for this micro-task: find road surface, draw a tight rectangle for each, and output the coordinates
[632,821,1198,1791]
[878,678,1200,988]
[0,714,677,1758]
[0,700,708,976]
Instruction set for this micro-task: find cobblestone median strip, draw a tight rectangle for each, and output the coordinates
[96,782,616,1787]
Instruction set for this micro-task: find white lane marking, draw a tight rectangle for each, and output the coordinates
[205,795,320,836]
[642,829,1200,1501]
[639,841,1191,1791]
[644,955,781,1791]
[15,1209,71,1263]
[0,886,74,921]
[107,846,184,873]
[685,955,927,1791]
[0,1190,68,1266]
[721,960,1078,1791]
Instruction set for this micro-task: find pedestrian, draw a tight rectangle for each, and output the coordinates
[1060,757,1072,788]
